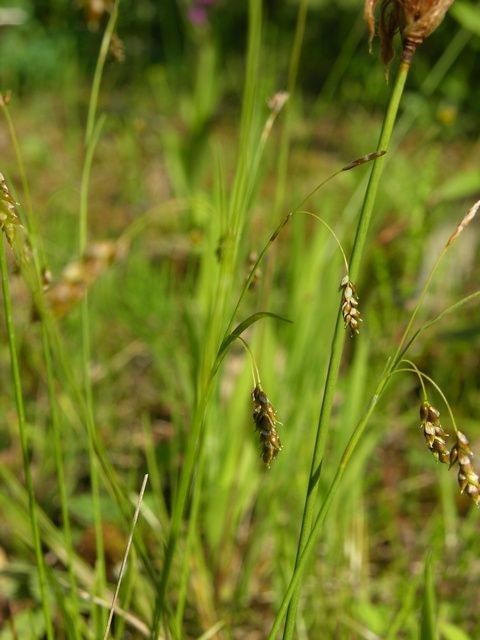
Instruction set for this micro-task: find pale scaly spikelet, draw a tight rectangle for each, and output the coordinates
[419,401,449,463]
[110,32,125,62]
[43,239,126,318]
[252,385,282,468]
[0,172,23,248]
[340,275,362,336]
[449,431,480,506]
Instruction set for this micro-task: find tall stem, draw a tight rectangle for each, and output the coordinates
[0,239,54,640]
[79,116,108,633]
[282,60,411,638]
[270,379,385,639]
[151,4,263,634]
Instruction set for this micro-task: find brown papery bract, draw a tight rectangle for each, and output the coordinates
[365,0,455,64]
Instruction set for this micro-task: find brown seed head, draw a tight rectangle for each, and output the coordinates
[449,430,480,506]
[251,385,282,467]
[419,402,449,463]
[401,0,455,46]
[364,0,455,64]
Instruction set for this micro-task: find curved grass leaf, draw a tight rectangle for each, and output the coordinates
[217,311,292,364]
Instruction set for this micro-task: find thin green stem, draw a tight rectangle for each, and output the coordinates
[237,335,261,386]
[297,210,349,273]
[0,239,54,640]
[402,359,427,402]
[271,192,476,637]
[173,431,209,633]
[270,380,386,639]
[394,365,458,433]
[80,116,105,252]
[153,6,264,633]
[2,99,81,635]
[0,104,34,235]
[85,0,119,145]
[390,247,447,370]
[348,63,409,280]
[224,169,343,339]
[225,151,382,343]
[282,60,411,638]
[0,102,155,600]
[273,0,309,218]
[398,290,480,363]
[41,326,81,636]
[79,105,108,638]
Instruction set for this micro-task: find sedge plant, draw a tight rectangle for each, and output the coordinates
[268,193,479,636]
[282,0,457,635]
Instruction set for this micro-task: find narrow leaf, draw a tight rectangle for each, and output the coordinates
[450,2,480,36]
[420,553,437,640]
[218,312,292,361]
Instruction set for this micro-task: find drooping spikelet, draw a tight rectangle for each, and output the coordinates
[0,172,23,248]
[419,401,449,464]
[449,431,480,506]
[340,275,362,336]
[251,385,282,468]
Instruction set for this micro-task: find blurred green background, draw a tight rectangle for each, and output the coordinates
[0,1,480,638]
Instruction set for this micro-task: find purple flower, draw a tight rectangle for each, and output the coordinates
[187,0,217,26]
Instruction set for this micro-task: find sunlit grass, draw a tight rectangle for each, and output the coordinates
[0,2,479,639]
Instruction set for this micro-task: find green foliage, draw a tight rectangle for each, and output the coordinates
[0,1,479,638]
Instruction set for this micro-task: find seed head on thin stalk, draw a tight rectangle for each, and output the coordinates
[365,0,456,64]
[226,150,385,340]
[296,210,364,336]
[0,171,23,249]
[446,199,480,247]
[403,361,480,507]
[251,385,282,468]
[236,336,283,468]
[449,431,480,506]
[340,276,363,336]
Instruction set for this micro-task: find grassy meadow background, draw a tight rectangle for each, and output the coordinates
[0,1,480,638]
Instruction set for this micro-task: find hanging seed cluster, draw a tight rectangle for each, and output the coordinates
[449,432,480,506]
[419,402,480,506]
[0,172,23,248]
[419,401,449,463]
[340,275,362,336]
[252,385,282,468]
[365,0,455,65]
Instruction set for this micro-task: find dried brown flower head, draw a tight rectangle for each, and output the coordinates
[79,0,114,31]
[340,276,362,336]
[365,0,455,64]
[252,385,282,468]
[419,401,449,463]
